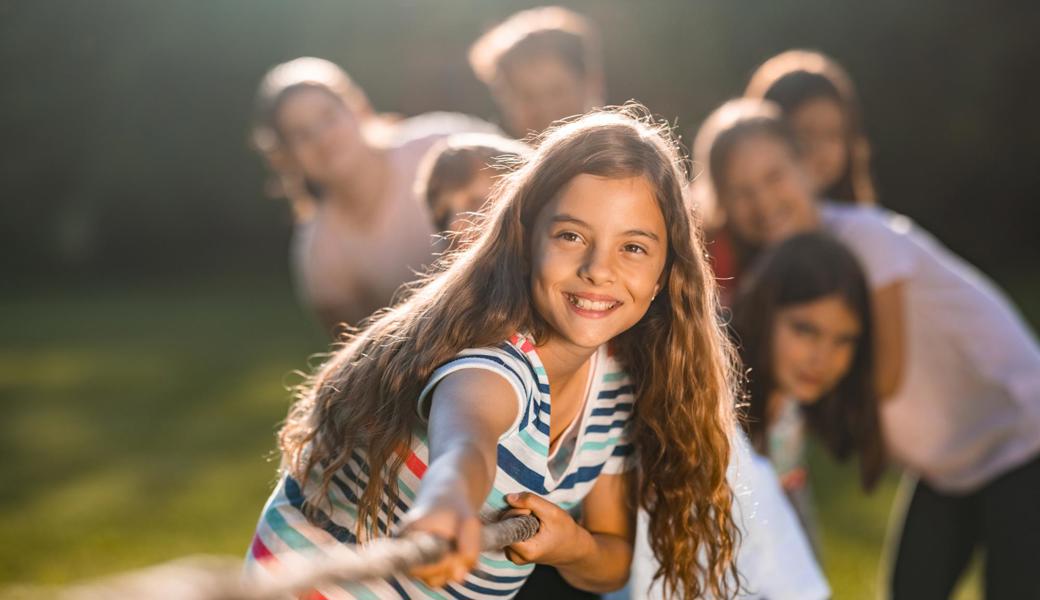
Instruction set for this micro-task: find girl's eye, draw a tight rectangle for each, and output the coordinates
[556,231,582,243]
[623,243,647,255]
[791,321,817,337]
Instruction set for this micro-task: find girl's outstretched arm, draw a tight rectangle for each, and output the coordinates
[504,472,634,593]
[873,280,906,399]
[402,369,520,587]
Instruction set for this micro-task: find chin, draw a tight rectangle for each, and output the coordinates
[791,388,823,406]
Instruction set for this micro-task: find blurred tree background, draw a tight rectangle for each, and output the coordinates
[1,0,1038,284]
[1,1,1038,598]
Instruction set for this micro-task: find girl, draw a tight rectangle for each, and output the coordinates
[246,106,740,600]
[745,49,876,205]
[697,97,1040,598]
[731,232,885,538]
[252,57,496,331]
[416,133,529,236]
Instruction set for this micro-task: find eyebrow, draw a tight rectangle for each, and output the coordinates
[550,214,662,242]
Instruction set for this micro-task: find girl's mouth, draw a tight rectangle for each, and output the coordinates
[565,293,622,317]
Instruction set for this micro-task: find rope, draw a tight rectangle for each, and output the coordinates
[62,514,541,600]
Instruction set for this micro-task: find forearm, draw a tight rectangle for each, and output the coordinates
[415,441,496,512]
[554,529,633,593]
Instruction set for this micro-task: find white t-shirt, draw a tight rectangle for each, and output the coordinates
[291,113,499,325]
[620,430,829,600]
[822,202,1040,492]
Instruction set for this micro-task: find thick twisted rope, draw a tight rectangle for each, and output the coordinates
[62,515,540,600]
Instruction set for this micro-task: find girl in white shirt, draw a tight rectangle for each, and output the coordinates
[695,97,1040,599]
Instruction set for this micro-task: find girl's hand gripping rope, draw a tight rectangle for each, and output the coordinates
[399,492,482,588]
[501,492,588,567]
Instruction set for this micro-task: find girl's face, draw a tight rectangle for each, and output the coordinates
[719,134,818,247]
[788,97,848,194]
[772,294,861,404]
[441,169,495,234]
[277,87,364,185]
[530,174,667,351]
[497,56,599,136]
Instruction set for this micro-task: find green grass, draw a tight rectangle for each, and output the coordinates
[0,278,325,590]
[3,275,1033,598]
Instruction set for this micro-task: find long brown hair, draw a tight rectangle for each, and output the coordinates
[731,233,885,490]
[279,104,740,599]
[745,49,876,204]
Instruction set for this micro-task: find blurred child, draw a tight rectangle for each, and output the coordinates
[469,6,605,137]
[731,232,885,540]
[697,98,1040,598]
[745,49,876,204]
[246,106,741,600]
[417,133,530,238]
[252,57,496,331]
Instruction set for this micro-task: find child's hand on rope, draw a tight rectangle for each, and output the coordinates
[502,492,592,567]
[400,492,482,588]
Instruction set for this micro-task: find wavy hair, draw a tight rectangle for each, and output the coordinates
[731,232,885,490]
[278,103,740,599]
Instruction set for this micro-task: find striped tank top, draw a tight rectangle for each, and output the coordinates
[245,333,636,599]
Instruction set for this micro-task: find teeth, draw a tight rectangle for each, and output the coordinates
[568,294,617,311]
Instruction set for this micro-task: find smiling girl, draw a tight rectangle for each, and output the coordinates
[245,105,739,600]
[697,98,1040,598]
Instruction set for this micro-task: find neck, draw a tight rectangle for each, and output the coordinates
[536,335,597,390]
[323,144,391,221]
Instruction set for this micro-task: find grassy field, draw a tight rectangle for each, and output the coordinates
[4,275,1034,598]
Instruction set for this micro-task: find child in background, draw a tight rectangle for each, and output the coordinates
[418,133,530,239]
[745,49,876,205]
[469,6,606,137]
[246,106,741,600]
[697,97,1040,599]
[731,232,885,542]
[252,57,496,332]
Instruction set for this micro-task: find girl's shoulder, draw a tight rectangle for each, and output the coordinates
[418,334,544,417]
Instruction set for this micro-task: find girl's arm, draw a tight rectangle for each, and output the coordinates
[403,369,520,587]
[504,472,634,593]
[873,281,906,400]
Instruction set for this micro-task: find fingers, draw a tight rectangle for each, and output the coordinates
[500,507,533,520]
[505,492,559,519]
[410,555,456,589]
[453,514,481,582]
[504,546,531,566]
[405,513,481,588]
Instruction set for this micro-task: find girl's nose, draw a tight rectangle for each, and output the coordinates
[579,245,616,285]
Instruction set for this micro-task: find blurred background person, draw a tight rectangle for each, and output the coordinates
[416,132,529,241]
[701,50,877,304]
[252,57,496,333]
[745,49,877,205]
[469,6,605,138]
[731,232,885,546]
[698,97,1040,599]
